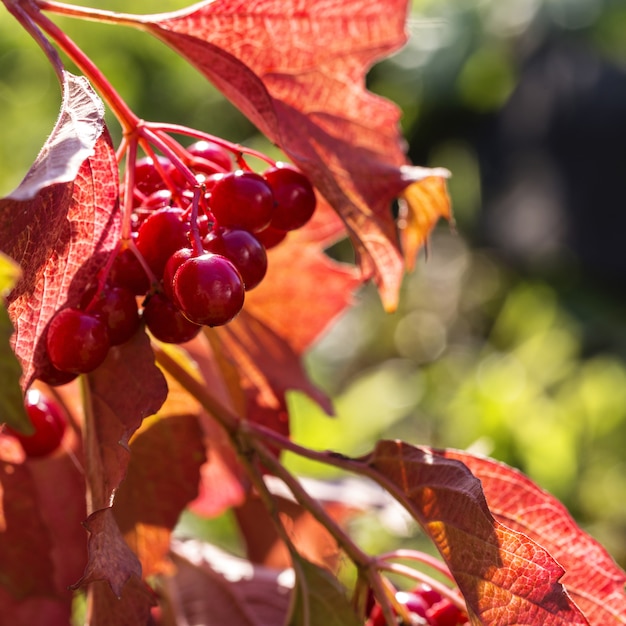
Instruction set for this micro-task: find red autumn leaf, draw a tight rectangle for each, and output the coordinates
[0,72,120,388]
[112,413,206,579]
[74,508,143,598]
[442,449,626,625]
[85,330,168,510]
[129,0,450,310]
[362,440,588,625]
[211,222,361,438]
[86,577,156,626]
[235,487,349,572]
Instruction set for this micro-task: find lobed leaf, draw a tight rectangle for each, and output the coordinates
[130,0,450,310]
[0,72,120,388]
[361,440,589,625]
[442,449,626,625]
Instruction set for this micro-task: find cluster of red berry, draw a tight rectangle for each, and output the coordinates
[368,584,468,626]
[40,140,316,384]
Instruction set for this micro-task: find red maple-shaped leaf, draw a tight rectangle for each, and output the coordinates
[442,449,626,625]
[129,0,450,310]
[0,71,120,388]
[362,441,588,625]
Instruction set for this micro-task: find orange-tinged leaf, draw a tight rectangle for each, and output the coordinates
[398,167,453,270]
[245,232,361,355]
[362,441,588,625]
[0,72,120,388]
[127,0,449,309]
[442,449,626,626]
[113,414,206,578]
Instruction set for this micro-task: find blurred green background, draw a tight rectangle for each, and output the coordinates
[2,0,626,572]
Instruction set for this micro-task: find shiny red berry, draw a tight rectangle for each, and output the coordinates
[136,207,191,277]
[173,253,245,326]
[82,285,140,346]
[187,140,232,172]
[46,308,110,373]
[142,292,202,344]
[209,170,274,233]
[7,389,67,457]
[203,229,267,290]
[263,162,316,231]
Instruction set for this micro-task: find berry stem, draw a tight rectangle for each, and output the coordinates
[375,561,468,613]
[188,188,205,256]
[145,122,277,166]
[140,127,198,189]
[375,549,455,581]
[121,136,139,240]
[35,0,146,28]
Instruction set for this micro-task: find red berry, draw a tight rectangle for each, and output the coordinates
[142,292,202,344]
[46,308,110,373]
[83,285,140,346]
[427,600,468,626]
[136,207,191,277]
[209,170,274,233]
[203,229,267,290]
[7,389,67,457]
[134,155,170,196]
[173,253,245,326]
[162,247,195,300]
[187,140,232,172]
[254,225,287,249]
[415,585,443,607]
[36,359,78,387]
[109,243,151,295]
[263,162,316,231]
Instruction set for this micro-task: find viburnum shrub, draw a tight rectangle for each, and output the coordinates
[0,1,624,625]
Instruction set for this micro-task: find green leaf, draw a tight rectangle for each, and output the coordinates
[0,253,29,433]
[287,555,360,626]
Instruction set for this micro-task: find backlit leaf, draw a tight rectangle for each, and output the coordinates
[0,71,120,388]
[443,449,626,625]
[362,440,588,625]
[131,0,450,309]
[113,413,206,578]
